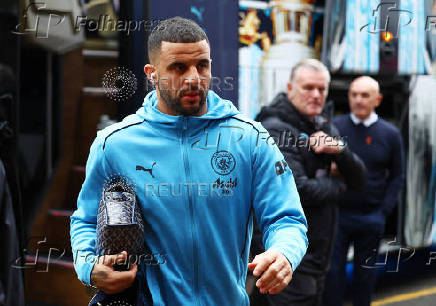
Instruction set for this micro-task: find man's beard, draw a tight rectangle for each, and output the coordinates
[158,86,208,116]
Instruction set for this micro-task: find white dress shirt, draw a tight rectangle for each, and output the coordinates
[350,112,378,127]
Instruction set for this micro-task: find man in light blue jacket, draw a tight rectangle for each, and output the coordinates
[70,17,308,305]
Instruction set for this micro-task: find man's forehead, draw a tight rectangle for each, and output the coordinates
[160,40,210,61]
[350,77,379,93]
[297,68,328,84]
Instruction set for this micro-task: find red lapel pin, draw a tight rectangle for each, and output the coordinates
[366,136,372,144]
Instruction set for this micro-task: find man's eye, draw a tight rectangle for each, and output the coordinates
[175,64,186,72]
[198,62,208,69]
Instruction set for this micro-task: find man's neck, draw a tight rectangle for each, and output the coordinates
[355,114,370,121]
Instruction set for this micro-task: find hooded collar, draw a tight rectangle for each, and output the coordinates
[135,90,239,138]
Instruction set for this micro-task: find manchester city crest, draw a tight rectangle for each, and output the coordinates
[211,150,236,175]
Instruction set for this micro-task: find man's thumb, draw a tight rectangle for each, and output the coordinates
[99,251,127,266]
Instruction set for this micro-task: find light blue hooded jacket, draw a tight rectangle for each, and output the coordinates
[70,90,307,305]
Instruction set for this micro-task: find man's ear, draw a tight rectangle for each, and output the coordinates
[287,81,293,93]
[375,93,383,107]
[286,81,293,101]
[144,64,156,83]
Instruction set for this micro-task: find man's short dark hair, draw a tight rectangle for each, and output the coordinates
[147,17,209,63]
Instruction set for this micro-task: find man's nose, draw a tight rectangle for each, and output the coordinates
[353,95,363,104]
[184,66,200,86]
[311,88,321,99]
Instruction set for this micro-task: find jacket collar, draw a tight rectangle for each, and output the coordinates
[134,90,239,139]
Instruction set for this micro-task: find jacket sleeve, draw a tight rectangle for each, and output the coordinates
[251,123,308,270]
[382,129,405,216]
[264,126,346,207]
[70,135,113,285]
[330,125,366,189]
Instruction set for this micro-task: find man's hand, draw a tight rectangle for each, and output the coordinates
[310,131,342,155]
[330,161,342,177]
[90,251,137,294]
[248,250,293,295]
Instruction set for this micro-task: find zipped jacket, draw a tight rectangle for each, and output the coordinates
[70,90,308,305]
[256,93,365,275]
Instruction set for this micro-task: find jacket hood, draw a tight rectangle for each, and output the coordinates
[136,90,239,123]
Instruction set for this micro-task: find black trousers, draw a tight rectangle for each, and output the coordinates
[322,220,384,306]
[250,206,338,306]
[251,268,327,306]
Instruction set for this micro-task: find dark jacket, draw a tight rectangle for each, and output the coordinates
[0,159,25,306]
[255,93,365,275]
